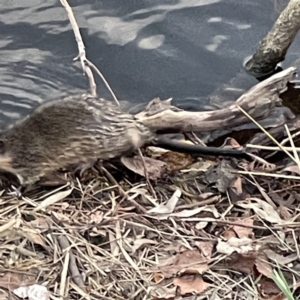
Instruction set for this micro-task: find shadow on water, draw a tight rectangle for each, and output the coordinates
[0,0,292,128]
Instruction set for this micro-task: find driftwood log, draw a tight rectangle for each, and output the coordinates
[245,0,300,78]
[136,68,296,136]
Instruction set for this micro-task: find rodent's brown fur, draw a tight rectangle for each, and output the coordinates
[0,94,154,184]
[0,94,249,185]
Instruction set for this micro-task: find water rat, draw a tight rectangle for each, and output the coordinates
[0,94,249,185]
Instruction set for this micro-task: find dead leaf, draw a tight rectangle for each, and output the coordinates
[255,251,273,278]
[153,272,164,284]
[195,221,208,229]
[230,176,243,195]
[159,151,194,171]
[51,211,70,222]
[121,156,166,180]
[131,239,158,254]
[223,228,237,240]
[13,284,50,300]
[205,159,238,193]
[278,205,292,220]
[89,211,104,224]
[217,237,253,255]
[159,248,209,278]
[147,189,181,214]
[232,218,254,238]
[226,252,257,274]
[281,165,300,175]
[237,199,284,224]
[21,227,47,248]
[194,241,213,259]
[151,286,176,299]
[33,189,73,212]
[26,218,50,230]
[0,218,17,233]
[173,274,210,295]
[0,272,35,291]
[150,205,220,220]
[259,278,282,298]
[263,249,298,266]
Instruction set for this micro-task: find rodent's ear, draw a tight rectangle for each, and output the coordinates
[0,140,6,154]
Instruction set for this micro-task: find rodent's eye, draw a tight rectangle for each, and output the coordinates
[0,140,5,154]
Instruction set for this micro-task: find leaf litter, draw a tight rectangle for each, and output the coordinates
[0,143,299,300]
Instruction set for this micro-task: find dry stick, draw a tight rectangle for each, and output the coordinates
[60,0,119,105]
[285,124,300,167]
[247,145,300,152]
[100,166,147,214]
[57,235,86,291]
[245,0,300,77]
[137,149,156,199]
[239,105,298,164]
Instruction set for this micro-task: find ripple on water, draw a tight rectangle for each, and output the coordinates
[0,0,288,129]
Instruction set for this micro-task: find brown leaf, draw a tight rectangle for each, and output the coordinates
[255,251,273,279]
[153,272,164,284]
[121,156,166,180]
[232,218,254,238]
[159,151,194,171]
[278,205,292,220]
[159,249,209,278]
[194,241,214,259]
[230,176,243,195]
[259,278,282,298]
[223,229,237,240]
[26,218,50,230]
[0,272,35,291]
[226,252,257,274]
[173,274,210,295]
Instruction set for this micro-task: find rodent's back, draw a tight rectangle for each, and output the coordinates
[0,94,154,184]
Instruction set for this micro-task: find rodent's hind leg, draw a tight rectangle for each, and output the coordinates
[74,159,98,177]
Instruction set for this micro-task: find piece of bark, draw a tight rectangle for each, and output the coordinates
[245,0,300,78]
[136,67,296,134]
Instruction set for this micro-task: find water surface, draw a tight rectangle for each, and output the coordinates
[0,0,292,128]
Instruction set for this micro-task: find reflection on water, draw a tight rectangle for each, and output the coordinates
[0,0,291,128]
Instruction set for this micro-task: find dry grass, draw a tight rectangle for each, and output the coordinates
[0,150,299,300]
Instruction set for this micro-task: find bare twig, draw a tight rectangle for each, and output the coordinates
[85,60,119,105]
[60,0,119,105]
[137,149,156,198]
[100,166,147,214]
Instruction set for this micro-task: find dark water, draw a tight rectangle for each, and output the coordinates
[0,0,292,128]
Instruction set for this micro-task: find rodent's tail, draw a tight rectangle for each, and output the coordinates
[154,136,251,160]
